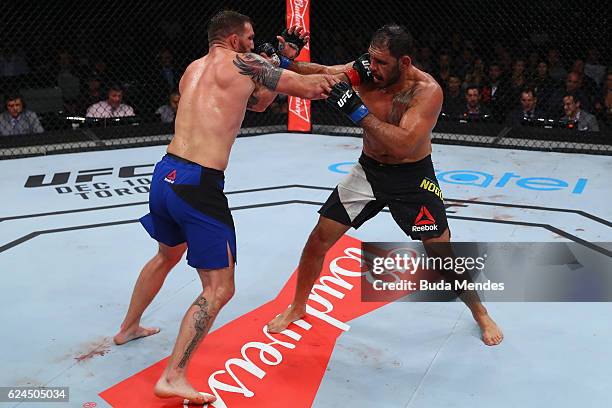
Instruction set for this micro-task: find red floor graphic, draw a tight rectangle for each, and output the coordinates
[100,235,415,407]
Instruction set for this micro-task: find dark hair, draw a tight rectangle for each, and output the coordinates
[563,93,579,104]
[5,93,22,104]
[108,83,124,93]
[521,87,536,98]
[207,10,252,45]
[370,24,414,59]
[465,85,480,94]
[489,61,502,69]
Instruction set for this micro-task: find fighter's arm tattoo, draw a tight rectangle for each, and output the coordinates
[388,86,419,125]
[178,295,212,368]
[233,53,282,90]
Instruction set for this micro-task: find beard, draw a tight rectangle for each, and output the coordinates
[375,62,401,88]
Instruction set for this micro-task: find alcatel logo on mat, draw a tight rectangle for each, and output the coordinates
[328,162,588,194]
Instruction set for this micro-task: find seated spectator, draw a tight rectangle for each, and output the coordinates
[0,94,44,135]
[560,94,599,132]
[584,48,606,87]
[546,72,594,118]
[155,90,180,123]
[482,61,510,122]
[434,50,452,88]
[506,88,545,126]
[441,74,464,118]
[461,85,491,121]
[570,58,599,98]
[462,57,486,89]
[508,58,528,109]
[530,60,558,107]
[86,84,135,118]
[546,48,567,82]
[594,71,612,128]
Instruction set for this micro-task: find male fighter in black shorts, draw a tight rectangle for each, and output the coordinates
[269,24,503,346]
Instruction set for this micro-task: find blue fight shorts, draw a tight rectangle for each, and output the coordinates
[140,153,236,269]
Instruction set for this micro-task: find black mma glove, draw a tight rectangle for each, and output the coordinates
[280,28,307,55]
[326,82,370,124]
[345,53,373,86]
[254,42,282,67]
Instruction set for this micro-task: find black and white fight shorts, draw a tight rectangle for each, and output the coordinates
[319,152,449,240]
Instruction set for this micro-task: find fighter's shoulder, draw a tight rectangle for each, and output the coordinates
[415,76,443,108]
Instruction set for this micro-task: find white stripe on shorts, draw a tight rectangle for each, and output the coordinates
[337,163,376,222]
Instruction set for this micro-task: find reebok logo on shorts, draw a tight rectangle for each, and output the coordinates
[164,169,176,184]
[412,206,438,232]
[419,177,444,201]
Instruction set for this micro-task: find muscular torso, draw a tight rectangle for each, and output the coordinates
[167,48,255,170]
[358,71,439,164]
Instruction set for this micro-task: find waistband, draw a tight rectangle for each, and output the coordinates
[359,152,432,169]
[164,153,225,177]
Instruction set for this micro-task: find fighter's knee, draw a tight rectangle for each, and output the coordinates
[214,284,235,306]
[305,225,334,254]
[158,250,182,267]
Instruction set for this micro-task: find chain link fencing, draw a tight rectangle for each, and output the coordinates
[1,0,610,158]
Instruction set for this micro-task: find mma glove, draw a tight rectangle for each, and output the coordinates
[279,28,307,56]
[345,53,373,86]
[255,41,294,69]
[327,82,369,124]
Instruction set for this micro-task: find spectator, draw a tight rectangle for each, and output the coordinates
[560,94,599,132]
[530,60,558,107]
[584,48,606,86]
[526,51,540,79]
[155,90,180,123]
[546,48,567,82]
[0,94,44,136]
[594,71,612,128]
[87,59,112,87]
[156,49,181,96]
[74,77,104,115]
[461,85,491,121]
[570,58,598,99]
[413,45,434,73]
[434,51,452,88]
[463,57,486,89]
[546,72,593,117]
[55,49,80,103]
[482,61,510,122]
[508,58,528,109]
[441,74,464,118]
[506,88,545,126]
[86,84,135,118]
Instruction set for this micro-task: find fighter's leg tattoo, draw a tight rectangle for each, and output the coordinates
[233,53,282,90]
[178,295,212,368]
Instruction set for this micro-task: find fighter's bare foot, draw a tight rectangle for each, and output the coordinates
[267,306,306,333]
[113,325,160,345]
[154,376,215,404]
[474,313,503,346]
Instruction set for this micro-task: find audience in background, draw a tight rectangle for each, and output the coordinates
[155,90,180,123]
[560,94,599,132]
[506,88,545,126]
[0,94,44,135]
[530,61,558,107]
[546,72,593,117]
[1,25,609,134]
[441,74,464,118]
[481,61,510,122]
[462,86,491,121]
[86,83,134,118]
